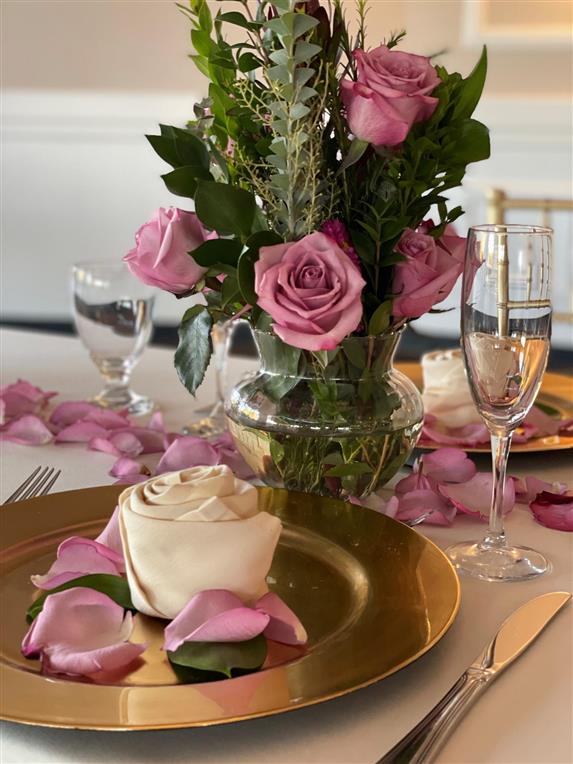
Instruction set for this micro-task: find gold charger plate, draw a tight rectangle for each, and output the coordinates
[0,485,460,731]
[398,363,573,454]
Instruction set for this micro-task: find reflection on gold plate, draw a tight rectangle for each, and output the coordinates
[398,363,573,454]
[0,486,460,730]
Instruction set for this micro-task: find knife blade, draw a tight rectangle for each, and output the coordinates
[378,591,571,764]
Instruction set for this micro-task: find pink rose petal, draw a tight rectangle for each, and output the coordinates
[439,472,515,519]
[83,409,132,430]
[422,448,476,483]
[210,431,255,480]
[0,380,56,420]
[163,590,269,651]
[524,405,563,437]
[89,430,144,457]
[421,414,489,447]
[515,476,568,503]
[109,457,149,481]
[55,421,109,443]
[396,488,457,526]
[256,592,308,645]
[530,491,573,532]
[49,401,103,429]
[31,536,125,589]
[156,435,219,474]
[148,411,166,432]
[95,506,124,557]
[22,588,145,676]
[0,414,54,445]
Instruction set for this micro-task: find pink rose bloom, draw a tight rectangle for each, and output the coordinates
[340,45,440,147]
[254,232,365,351]
[392,222,466,318]
[124,207,215,294]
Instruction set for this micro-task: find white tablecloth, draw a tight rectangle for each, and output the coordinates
[1,328,572,764]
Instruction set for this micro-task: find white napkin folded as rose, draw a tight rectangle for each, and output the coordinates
[118,465,282,619]
[421,349,480,428]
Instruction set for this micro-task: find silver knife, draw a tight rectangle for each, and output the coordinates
[378,591,571,764]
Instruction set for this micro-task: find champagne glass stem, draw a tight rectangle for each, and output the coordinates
[483,432,512,548]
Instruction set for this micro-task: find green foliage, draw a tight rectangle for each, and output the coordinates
[168,634,267,681]
[195,181,257,238]
[26,574,134,623]
[174,305,213,395]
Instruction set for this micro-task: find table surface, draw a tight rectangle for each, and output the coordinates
[1,328,572,764]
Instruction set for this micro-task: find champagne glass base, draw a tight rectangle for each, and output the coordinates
[93,389,154,417]
[182,410,227,438]
[446,540,550,582]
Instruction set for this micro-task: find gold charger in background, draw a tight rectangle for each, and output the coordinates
[0,486,460,730]
[398,363,573,453]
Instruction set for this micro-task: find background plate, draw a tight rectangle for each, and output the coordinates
[0,485,460,731]
[398,364,573,453]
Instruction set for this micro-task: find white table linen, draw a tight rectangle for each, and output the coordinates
[1,328,572,764]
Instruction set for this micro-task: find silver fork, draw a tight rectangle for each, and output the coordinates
[3,466,62,504]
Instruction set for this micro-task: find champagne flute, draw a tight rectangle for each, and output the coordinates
[447,224,552,582]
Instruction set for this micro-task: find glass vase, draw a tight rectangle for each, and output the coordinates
[226,329,423,499]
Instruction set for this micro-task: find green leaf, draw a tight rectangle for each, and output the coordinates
[170,127,211,169]
[168,634,267,680]
[238,52,262,72]
[246,231,283,250]
[294,41,322,63]
[445,119,490,165]
[325,462,373,478]
[161,165,211,198]
[368,301,393,335]
[292,13,320,38]
[175,306,213,396]
[339,139,369,173]
[237,250,257,305]
[26,574,134,624]
[217,11,261,31]
[191,28,214,57]
[146,134,179,168]
[195,181,257,238]
[191,239,243,268]
[453,46,487,120]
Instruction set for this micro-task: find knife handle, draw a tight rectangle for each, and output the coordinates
[377,669,490,764]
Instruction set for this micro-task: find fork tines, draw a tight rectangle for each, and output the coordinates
[3,466,62,504]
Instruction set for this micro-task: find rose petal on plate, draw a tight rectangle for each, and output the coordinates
[439,472,515,519]
[109,456,149,480]
[395,470,433,495]
[422,414,489,447]
[211,432,255,480]
[524,405,562,437]
[164,590,269,651]
[156,435,219,474]
[21,588,145,676]
[530,491,573,532]
[396,488,457,526]
[0,414,54,445]
[95,506,125,556]
[422,448,476,483]
[515,476,568,503]
[83,409,132,430]
[148,411,166,432]
[117,427,165,454]
[256,592,308,645]
[31,536,125,589]
[55,421,109,443]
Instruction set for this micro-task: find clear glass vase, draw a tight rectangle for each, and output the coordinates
[226,329,423,499]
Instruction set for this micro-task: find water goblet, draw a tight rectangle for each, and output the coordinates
[72,262,156,416]
[447,224,552,582]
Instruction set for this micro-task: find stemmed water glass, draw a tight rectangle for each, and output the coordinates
[72,262,156,416]
[447,224,553,581]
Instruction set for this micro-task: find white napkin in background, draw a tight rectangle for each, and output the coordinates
[119,465,282,619]
[421,348,481,428]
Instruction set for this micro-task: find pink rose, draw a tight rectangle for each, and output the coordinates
[341,45,440,147]
[124,207,215,294]
[254,232,365,351]
[392,222,466,318]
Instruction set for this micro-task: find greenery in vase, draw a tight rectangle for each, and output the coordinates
[124,0,489,494]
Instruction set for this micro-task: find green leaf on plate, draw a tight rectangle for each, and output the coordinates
[174,306,213,396]
[168,634,267,681]
[26,574,134,624]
